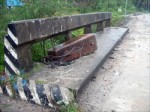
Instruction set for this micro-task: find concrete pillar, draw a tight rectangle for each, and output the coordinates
[65,31,72,40]
[84,25,92,34]
[4,34,33,76]
[16,45,33,72]
[105,19,111,27]
[96,21,104,32]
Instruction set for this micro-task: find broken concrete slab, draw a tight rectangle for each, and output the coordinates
[30,27,129,96]
[47,34,97,63]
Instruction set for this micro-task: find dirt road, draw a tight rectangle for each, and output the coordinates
[78,14,150,112]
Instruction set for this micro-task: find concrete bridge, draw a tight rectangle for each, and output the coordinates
[1,12,128,108]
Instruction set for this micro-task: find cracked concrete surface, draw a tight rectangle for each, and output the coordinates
[78,14,150,112]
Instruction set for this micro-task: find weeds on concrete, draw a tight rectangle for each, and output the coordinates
[60,103,80,112]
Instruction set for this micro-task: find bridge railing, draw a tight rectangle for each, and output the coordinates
[4,12,111,75]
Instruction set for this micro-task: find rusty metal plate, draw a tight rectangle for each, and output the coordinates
[47,34,97,62]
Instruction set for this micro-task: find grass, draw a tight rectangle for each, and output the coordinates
[71,28,84,37]
[31,35,66,62]
[111,12,124,26]
[60,103,80,112]
[0,31,5,72]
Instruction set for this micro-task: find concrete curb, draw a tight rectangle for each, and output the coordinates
[0,77,73,109]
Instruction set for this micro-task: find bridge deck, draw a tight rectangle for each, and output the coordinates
[30,27,128,95]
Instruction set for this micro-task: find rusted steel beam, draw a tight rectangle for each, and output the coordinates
[47,34,97,62]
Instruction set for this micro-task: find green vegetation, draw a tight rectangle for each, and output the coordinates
[111,12,124,26]
[60,103,80,112]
